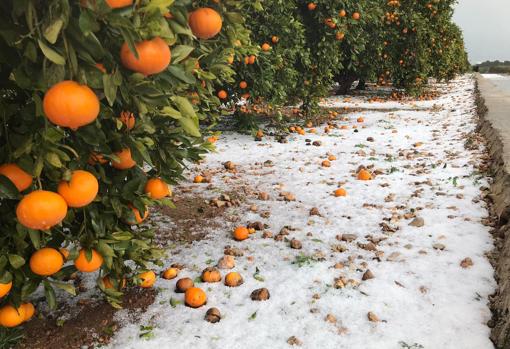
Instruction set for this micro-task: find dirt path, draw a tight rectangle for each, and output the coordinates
[108,76,495,349]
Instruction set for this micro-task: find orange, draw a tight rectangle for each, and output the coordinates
[321,160,331,168]
[103,276,126,290]
[271,36,279,44]
[30,247,64,276]
[217,90,227,99]
[43,81,99,130]
[21,303,35,322]
[334,188,347,197]
[357,169,372,180]
[138,271,156,288]
[248,55,256,64]
[193,175,204,183]
[336,32,345,41]
[307,3,317,10]
[120,37,171,76]
[74,249,103,272]
[261,43,271,52]
[111,148,136,170]
[59,247,70,260]
[352,12,361,20]
[0,164,32,192]
[239,81,248,89]
[184,287,207,308]
[339,9,347,17]
[119,111,135,130]
[357,117,364,123]
[224,271,243,287]
[227,55,234,64]
[201,267,222,283]
[16,190,68,230]
[328,155,337,161]
[233,226,249,241]
[161,267,179,280]
[144,178,171,199]
[188,8,223,39]
[95,63,107,73]
[0,305,25,328]
[128,205,149,224]
[57,170,99,208]
[0,282,12,298]
[106,0,132,8]
[176,278,194,293]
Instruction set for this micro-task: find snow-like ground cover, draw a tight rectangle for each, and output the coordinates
[109,75,496,349]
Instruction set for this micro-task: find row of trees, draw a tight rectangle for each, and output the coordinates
[0,0,469,326]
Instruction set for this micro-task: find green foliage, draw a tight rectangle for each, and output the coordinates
[0,0,250,310]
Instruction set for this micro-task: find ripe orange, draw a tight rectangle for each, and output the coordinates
[189,8,223,39]
[21,303,35,322]
[128,204,149,224]
[120,37,171,76]
[272,36,279,43]
[357,169,372,180]
[103,276,127,290]
[30,247,64,276]
[0,305,25,328]
[0,163,32,192]
[202,267,222,283]
[161,267,179,280]
[336,32,345,41]
[248,55,256,64]
[239,81,248,89]
[352,12,361,20]
[16,190,68,230]
[184,287,207,308]
[217,90,228,99]
[224,272,243,287]
[75,249,103,272]
[339,9,347,17]
[106,0,132,8]
[227,55,234,64]
[233,226,249,241]
[111,148,136,170]
[261,43,271,52]
[334,188,347,197]
[43,81,99,130]
[119,111,135,130]
[307,2,317,10]
[59,247,70,260]
[144,178,171,199]
[357,117,364,123]
[321,160,331,168]
[193,175,204,183]
[0,281,12,298]
[328,155,337,161]
[138,271,156,288]
[57,170,99,208]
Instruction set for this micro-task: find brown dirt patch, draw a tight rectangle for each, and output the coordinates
[16,288,156,349]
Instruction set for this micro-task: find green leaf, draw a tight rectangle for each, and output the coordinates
[170,297,182,308]
[0,271,13,284]
[171,45,194,64]
[0,176,20,199]
[38,40,65,65]
[171,96,196,119]
[51,281,76,296]
[98,240,115,257]
[178,118,201,137]
[8,254,26,269]
[111,231,133,241]
[45,152,63,168]
[248,311,257,321]
[43,281,57,310]
[79,11,100,35]
[43,19,64,44]
[28,229,41,249]
[103,74,117,106]
[167,65,196,83]
[160,106,182,119]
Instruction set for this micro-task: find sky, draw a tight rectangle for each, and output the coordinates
[453,0,510,63]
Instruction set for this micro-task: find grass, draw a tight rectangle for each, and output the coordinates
[0,327,24,349]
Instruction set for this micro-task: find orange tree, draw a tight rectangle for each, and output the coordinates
[0,0,249,321]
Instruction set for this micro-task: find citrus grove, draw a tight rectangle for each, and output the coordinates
[0,0,468,333]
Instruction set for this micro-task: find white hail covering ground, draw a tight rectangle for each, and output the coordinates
[109,75,495,349]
